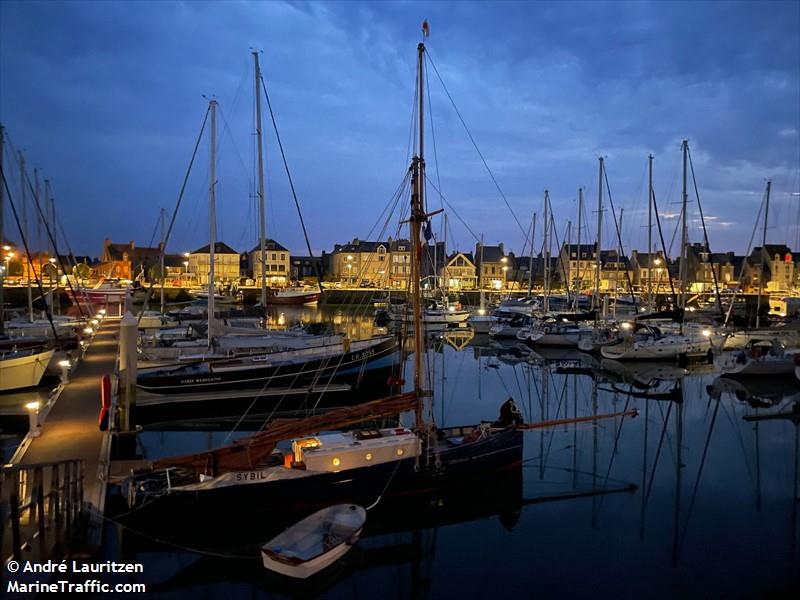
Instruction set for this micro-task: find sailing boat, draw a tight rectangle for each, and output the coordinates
[114,38,523,532]
[137,66,396,395]
[600,142,712,362]
[0,125,56,391]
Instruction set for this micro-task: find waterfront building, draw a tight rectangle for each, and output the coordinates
[290,255,324,283]
[331,238,389,286]
[248,239,290,287]
[98,239,161,281]
[188,242,240,285]
[474,242,508,289]
[439,251,477,290]
[388,239,411,289]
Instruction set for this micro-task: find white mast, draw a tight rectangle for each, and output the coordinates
[756,180,771,329]
[575,187,583,311]
[208,99,217,348]
[253,51,268,308]
[543,190,550,313]
[679,140,688,322]
[648,154,654,306]
[527,212,536,296]
[595,158,603,310]
[159,207,166,315]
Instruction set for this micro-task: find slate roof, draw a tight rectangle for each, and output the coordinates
[191,242,239,254]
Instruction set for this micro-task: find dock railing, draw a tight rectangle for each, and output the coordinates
[1,459,85,565]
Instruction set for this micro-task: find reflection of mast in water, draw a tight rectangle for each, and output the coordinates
[592,375,598,528]
[573,372,578,490]
[639,381,649,540]
[540,361,549,481]
[755,414,762,511]
[672,378,684,568]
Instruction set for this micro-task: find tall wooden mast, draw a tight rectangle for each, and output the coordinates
[411,42,427,428]
[253,51,268,309]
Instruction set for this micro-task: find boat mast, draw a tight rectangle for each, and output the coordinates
[527,212,536,296]
[755,179,771,328]
[19,151,33,321]
[595,158,603,311]
[543,190,550,313]
[680,140,688,325]
[253,51,268,309]
[0,124,4,336]
[411,42,427,428]
[159,207,166,314]
[566,219,572,306]
[208,98,217,348]
[574,187,582,311]
[648,154,653,307]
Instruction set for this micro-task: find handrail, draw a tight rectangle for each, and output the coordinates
[1,458,85,563]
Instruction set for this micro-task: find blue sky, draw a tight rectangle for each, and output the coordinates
[1,0,798,258]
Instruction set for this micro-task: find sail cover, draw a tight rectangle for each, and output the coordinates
[152,392,419,476]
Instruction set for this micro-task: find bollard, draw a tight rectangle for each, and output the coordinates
[118,310,138,432]
[58,360,71,384]
[26,401,42,437]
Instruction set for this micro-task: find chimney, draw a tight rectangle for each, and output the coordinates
[499,242,504,255]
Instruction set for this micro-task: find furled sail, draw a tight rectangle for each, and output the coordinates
[152,392,418,476]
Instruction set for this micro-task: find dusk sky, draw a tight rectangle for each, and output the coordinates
[1,1,798,259]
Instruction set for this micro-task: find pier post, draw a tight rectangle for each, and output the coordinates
[119,311,138,432]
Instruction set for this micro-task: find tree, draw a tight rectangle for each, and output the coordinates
[73,263,92,280]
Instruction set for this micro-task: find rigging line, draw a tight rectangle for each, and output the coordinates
[724,188,765,325]
[602,165,637,305]
[146,212,161,250]
[2,130,90,318]
[260,75,324,295]
[424,174,481,243]
[137,105,210,323]
[424,54,444,215]
[651,186,678,301]
[686,145,723,317]
[0,167,59,339]
[424,49,527,238]
[16,170,88,320]
[55,215,93,306]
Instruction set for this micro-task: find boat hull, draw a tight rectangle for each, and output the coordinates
[112,427,523,533]
[136,336,399,395]
[0,349,55,392]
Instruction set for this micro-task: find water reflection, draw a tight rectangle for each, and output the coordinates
[9,305,797,597]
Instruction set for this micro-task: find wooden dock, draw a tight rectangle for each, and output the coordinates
[15,317,119,507]
[2,316,120,563]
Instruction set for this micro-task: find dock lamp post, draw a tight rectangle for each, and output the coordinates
[25,401,42,437]
[58,360,71,384]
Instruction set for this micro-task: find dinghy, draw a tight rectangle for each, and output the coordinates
[261,504,366,579]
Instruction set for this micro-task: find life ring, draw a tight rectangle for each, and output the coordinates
[543,325,551,334]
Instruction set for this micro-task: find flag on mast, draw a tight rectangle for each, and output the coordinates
[422,20,430,37]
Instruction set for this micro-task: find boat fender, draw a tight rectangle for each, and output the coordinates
[343,337,351,353]
[99,374,111,431]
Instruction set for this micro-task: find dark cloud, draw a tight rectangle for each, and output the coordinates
[0,0,797,257]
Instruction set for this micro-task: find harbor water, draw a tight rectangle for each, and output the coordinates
[68,304,800,599]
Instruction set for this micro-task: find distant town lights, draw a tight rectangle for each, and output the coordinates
[83,327,94,335]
